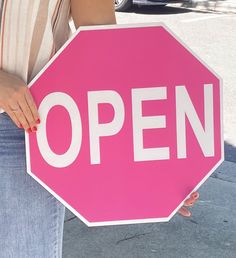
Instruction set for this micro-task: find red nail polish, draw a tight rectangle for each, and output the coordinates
[193,194,198,199]
[27,128,32,133]
[32,126,37,132]
[36,118,41,124]
[19,123,23,128]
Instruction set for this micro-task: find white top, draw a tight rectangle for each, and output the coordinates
[0,0,72,114]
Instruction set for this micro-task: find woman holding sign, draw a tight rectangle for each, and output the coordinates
[0,0,199,257]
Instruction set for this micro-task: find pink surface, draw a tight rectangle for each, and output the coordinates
[27,25,222,223]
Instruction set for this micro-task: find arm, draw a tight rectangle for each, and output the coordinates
[70,0,117,29]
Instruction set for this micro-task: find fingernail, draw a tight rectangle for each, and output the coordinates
[32,126,37,132]
[27,128,32,133]
[36,118,41,124]
[193,194,198,199]
[19,123,23,128]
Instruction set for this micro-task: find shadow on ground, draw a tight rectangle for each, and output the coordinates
[125,5,192,15]
[118,3,217,15]
[225,141,236,163]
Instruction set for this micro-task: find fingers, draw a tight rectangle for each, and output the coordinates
[178,207,191,217]
[184,191,199,206]
[24,88,40,122]
[184,198,195,207]
[177,191,200,218]
[191,191,200,200]
[4,104,31,131]
[5,86,40,132]
[18,96,37,132]
[14,105,32,132]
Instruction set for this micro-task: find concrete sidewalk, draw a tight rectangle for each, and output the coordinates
[62,160,236,258]
[177,0,236,13]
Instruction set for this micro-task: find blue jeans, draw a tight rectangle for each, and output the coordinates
[0,112,65,258]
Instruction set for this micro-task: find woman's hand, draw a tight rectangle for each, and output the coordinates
[177,191,200,217]
[0,70,40,132]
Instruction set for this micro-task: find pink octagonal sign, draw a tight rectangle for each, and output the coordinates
[25,22,223,227]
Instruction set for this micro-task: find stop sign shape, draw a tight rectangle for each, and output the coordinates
[25,23,223,227]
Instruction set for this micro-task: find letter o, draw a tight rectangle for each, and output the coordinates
[37,92,82,168]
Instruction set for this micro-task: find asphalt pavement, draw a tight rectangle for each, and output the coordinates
[63,3,236,258]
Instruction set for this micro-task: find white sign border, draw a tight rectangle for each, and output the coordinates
[25,21,224,227]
